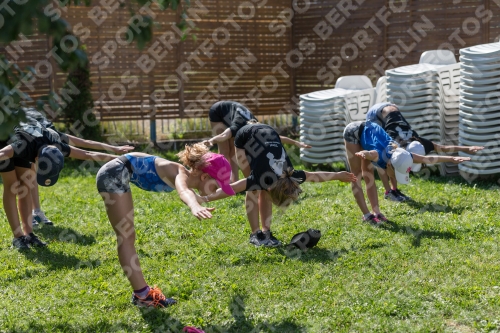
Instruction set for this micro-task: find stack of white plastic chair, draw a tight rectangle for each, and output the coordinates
[299,75,375,166]
[385,50,460,175]
[458,42,500,178]
[374,76,388,104]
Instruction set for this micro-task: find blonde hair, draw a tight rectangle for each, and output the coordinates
[268,168,303,208]
[177,142,210,170]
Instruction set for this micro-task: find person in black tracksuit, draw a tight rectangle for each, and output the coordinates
[199,122,356,247]
[23,108,134,227]
[205,101,310,182]
[0,110,118,249]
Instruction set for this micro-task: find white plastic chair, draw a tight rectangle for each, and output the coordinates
[419,50,457,65]
[374,76,387,104]
[335,75,373,90]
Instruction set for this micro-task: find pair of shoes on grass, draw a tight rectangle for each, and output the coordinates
[12,232,47,249]
[249,230,282,247]
[362,213,388,225]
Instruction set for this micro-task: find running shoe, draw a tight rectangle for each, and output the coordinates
[12,236,30,250]
[394,189,411,201]
[384,190,404,202]
[262,230,282,247]
[249,230,270,247]
[375,213,388,222]
[362,214,382,225]
[131,286,177,308]
[33,210,54,226]
[27,232,47,247]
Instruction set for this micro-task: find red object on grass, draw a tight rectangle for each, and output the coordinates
[183,326,205,333]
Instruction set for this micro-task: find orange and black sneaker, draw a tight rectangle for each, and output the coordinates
[131,286,177,308]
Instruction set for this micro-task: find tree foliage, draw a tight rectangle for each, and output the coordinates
[61,62,102,140]
[0,0,188,140]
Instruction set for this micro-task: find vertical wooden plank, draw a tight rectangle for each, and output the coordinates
[484,0,490,43]
[177,4,185,118]
[289,0,297,117]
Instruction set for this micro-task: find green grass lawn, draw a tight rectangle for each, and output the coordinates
[0,149,499,332]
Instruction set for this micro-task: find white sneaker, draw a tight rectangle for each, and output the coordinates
[33,210,54,226]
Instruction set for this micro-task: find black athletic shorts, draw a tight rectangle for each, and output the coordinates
[0,140,31,173]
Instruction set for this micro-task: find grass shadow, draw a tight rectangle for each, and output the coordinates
[18,246,87,271]
[8,321,137,333]
[34,225,96,246]
[380,220,457,247]
[139,294,305,333]
[278,246,346,262]
[139,307,182,332]
[403,200,465,215]
[277,242,386,262]
[215,294,304,333]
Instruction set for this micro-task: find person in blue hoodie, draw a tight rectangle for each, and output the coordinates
[366,102,483,202]
[343,120,471,224]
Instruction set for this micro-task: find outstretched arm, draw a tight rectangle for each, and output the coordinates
[433,143,484,154]
[198,179,247,204]
[0,146,14,161]
[304,171,357,183]
[412,153,471,164]
[175,169,215,220]
[68,146,118,162]
[203,128,233,147]
[66,135,134,154]
[355,150,379,161]
[279,136,311,149]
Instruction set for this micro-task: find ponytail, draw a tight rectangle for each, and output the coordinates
[177,142,210,170]
[268,167,303,208]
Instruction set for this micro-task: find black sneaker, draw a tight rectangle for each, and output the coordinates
[131,287,177,308]
[249,230,270,246]
[26,232,47,247]
[262,230,282,247]
[394,189,411,201]
[384,190,404,202]
[12,236,30,250]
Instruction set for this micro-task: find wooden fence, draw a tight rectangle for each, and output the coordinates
[3,0,500,141]
[293,0,500,97]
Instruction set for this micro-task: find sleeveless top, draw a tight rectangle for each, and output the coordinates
[123,154,174,193]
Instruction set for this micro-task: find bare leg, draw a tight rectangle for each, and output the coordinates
[236,149,261,232]
[245,191,261,233]
[376,167,392,192]
[227,137,239,182]
[345,142,371,215]
[1,171,24,238]
[389,176,398,190]
[16,167,34,234]
[210,121,238,182]
[30,163,42,210]
[100,192,147,290]
[362,160,381,215]
[259,190,273,231]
